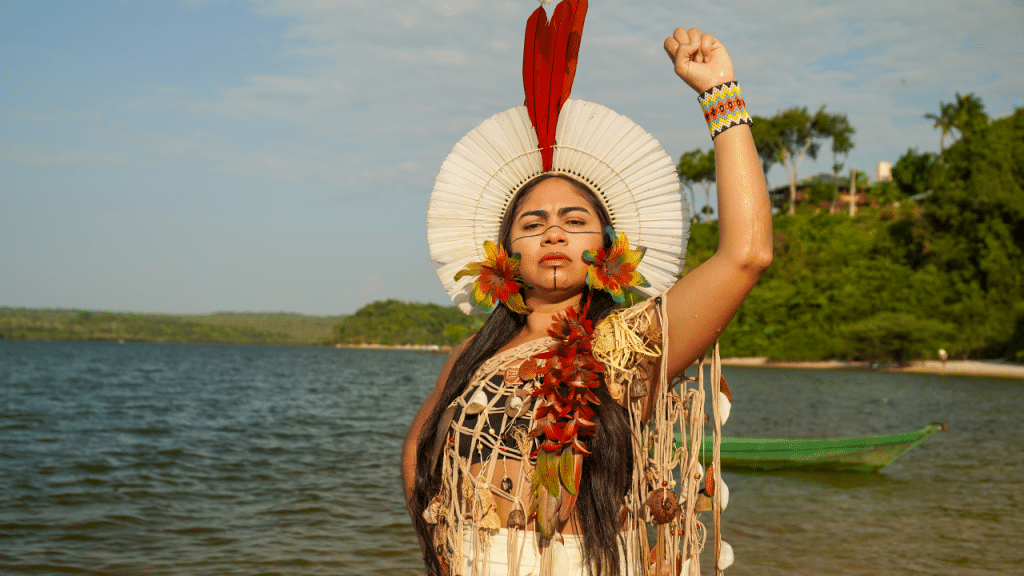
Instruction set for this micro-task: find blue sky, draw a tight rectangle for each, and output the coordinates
[2,0,1022,316]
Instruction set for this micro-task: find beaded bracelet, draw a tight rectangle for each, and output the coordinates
[697,81,752,138]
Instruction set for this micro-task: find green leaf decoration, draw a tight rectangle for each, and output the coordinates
[559,448,578,495]
[504,292,531,315]
[453,261,482,281]
[538,451,560,498]
[533,488,558,540]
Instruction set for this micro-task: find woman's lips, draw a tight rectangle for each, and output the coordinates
[539,252,570,266]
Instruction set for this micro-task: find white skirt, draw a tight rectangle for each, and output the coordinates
[460,527,635,576]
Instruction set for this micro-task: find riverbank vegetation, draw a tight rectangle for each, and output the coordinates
[331,300,484,348]
[695,102,1023,363]
[0,308,343,345]
[0,302,480,348]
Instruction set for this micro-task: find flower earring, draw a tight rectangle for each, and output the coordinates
[454,240,531,314]
[582,227,650,303]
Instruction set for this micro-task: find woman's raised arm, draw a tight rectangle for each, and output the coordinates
[661,27,774,379]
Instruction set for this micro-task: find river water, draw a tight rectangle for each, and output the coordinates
[1,340,1020,575]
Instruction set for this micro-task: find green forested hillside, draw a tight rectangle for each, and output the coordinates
[691,211,964,362]
[692,107,1024,363]
[330,300,484,347]
[194,312,344,343]
[0,308,343,344]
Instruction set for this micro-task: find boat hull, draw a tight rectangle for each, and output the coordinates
[685,424,946,473]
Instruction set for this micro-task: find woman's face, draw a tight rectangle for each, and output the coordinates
[508,178,605,297]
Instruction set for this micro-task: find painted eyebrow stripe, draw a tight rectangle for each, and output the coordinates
[510,226,603,244]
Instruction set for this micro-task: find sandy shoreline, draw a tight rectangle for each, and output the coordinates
[339,345,1022,379]
[333,344,1024,379]
[334,343,452,352]
[721,357,1024,379]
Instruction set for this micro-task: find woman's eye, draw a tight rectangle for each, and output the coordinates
[522,223,540,231]
[567,219,586,226]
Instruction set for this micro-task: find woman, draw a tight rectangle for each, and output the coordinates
[404,3,772,574]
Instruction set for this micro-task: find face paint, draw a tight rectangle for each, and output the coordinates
[510,225,602,246]
[505,180,606,295]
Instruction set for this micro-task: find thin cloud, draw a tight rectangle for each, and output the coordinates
[0,143,132,167]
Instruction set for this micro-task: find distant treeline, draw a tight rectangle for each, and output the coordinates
[330,300,484,348]
[0,308,343,345]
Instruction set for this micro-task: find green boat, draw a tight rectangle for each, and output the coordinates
[682,423,947,473]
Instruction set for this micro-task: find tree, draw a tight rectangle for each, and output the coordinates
[331,299,484,346]
[751,106,832,215]
[924,100,957,157]
[840,312,956,365]
[676,148,715,221]
[922,104,1024,358]
[893,148,939,198]
[925,92,989,158]
[869,180,904,206]
[682,103,1024,362]
[950,92,988,141]
[816,112,855,211]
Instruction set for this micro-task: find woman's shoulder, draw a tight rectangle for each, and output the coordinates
[444,334,475,364]
[436,334,476,383]
[455,333,476,354]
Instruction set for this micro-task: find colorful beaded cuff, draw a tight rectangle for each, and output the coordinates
[697,81,752,138]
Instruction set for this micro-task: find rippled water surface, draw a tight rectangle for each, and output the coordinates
[1,340,1021,575]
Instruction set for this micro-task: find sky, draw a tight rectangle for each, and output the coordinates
[2,0,1022,316]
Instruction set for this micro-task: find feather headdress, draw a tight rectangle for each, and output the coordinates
[427,0,689,314]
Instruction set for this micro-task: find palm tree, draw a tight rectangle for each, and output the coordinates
[925,93,988,159]
[924,101,957,158]
[951,92,988,141]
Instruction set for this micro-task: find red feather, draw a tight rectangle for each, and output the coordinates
[562,1,587,103]
[523,8,541,128]
[522,0,588,170]
[545,1,570,155]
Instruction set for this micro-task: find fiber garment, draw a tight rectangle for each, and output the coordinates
[452,337,553,466]
[425,296,721,575]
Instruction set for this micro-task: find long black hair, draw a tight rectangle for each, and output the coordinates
[410,175,636,576]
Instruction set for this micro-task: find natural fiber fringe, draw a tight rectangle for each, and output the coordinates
[594,298,725,575]
[508,526,524,576]
[592,302,661,402]
[435,444,462,575]
[711,342,725,576]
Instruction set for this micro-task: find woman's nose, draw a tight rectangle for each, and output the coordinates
[541,225,567,245]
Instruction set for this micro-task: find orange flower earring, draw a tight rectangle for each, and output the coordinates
[454,240,531,314]
[582,227,650,303]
